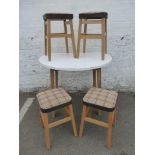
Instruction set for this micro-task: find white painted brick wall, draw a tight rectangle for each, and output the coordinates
[19,0,135,92]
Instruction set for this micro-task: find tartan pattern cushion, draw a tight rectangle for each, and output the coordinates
[36,88,71,111]
[83,87,118,109]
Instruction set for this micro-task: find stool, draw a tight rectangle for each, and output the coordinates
[77,12,108,60]
[43,13,77,61]
[79,87,118,149]
[36,88,77,149]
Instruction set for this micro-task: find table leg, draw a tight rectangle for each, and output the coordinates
[93,68,101,87]
[97,68,101,88]
[50,69,58,88]
[93,69,97,87]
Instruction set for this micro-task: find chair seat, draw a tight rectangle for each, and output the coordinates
[36,88,72,113]
[83,87,118,112]
[43,13,73,20]
[79,12,108,19]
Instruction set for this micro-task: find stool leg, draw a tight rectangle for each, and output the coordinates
[44,21,47,56]
[68,104,77,136]
[107,111,114,149]
[101,18,105,60]
[79,105,87,137]
[112,110,116,127]
[64,107,70,116]
[40,112,51,149]
[47,19,51,61]
[85,107,91,116]
[69,19,77,58]
[105,19,107,54]
[64,20,69,53]
[40,112,44,128]
[77,19,82,58]
[83,19,87,53]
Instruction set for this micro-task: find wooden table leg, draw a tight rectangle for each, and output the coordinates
[50,69,58,89]
[93,69,97,87]
[97,68,101,88]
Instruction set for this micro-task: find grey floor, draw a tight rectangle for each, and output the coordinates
[19,92,135,155]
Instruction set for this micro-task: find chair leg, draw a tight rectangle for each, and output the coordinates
[105,19,107,54]
[68,104,77,136]
[83,19,87,53]
[79,105,87,137]
[64,20,69,53]
[47,19,51,61]
[107,111,114,149]
[112,110,116,127]
[39,112,44,128]
[101,18,105,60]
[64,107,70,117]
[85,107,91,116]
[77,19,82,58]
[44,21,47,56]
[41,112,51,149]
[69,19,77,58]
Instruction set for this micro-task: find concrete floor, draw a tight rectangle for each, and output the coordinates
[19,92,135,155]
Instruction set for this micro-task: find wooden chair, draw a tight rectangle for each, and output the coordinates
[77,12,108,60]
[43,13,77,61]
[79,87,118,149]
[36,88,77,150]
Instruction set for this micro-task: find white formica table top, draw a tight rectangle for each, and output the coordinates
[39,52,112,71]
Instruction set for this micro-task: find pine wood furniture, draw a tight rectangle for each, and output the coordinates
[77,12,108,60]
[79,87,118,149]
[43,13,77,61]
[36,88,77,150]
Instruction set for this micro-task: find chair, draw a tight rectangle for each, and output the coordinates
[36,88,77,149]
[79,87,118,149]
[43,13,77,61]
[77,12,108,60]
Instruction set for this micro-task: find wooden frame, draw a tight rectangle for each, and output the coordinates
[40,104,77,150]
[77,18,107,60]
[79,104,116,149]
[44,19,77,61]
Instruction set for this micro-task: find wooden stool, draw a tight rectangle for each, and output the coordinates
[43,13,77,61]
[79,87,118,149]
[77,12,108,60]
[36,88,77,150]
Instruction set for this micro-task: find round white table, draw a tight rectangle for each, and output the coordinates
[39,52,112,88]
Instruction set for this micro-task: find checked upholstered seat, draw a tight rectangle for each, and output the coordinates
[36,88,72,113]
[83,87,118,112]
